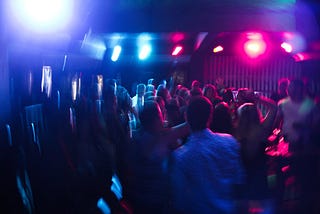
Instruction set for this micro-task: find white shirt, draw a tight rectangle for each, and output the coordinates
[279,97,316,143]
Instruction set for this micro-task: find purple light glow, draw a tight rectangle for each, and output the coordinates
[9,0,74,33]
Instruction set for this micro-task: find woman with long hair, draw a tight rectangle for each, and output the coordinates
[235,94,277,213]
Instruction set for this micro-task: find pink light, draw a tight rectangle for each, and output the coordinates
[171,33,185,43]
[293,53,305,61]
[281,42,293,53]
[244,39,266,58]
[283,32,294,40]
[246,32,263,40]
[172,45,183,56]
[213,45,223,53]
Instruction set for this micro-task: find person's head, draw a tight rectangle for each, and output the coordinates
[288,79,305,102]
[278,78,290,94]
[156,84,171,104]
[147,78,154,85]
[237,88,255,105]
[160,79,167,87]
[187,96,213,131]
[136,83,146,98]
[237,103,261,128]
[222,88,234,103]
[146,84,155,93]
[166,98,183,127]
[139,100,164,132]
[177,86,190,102]
[211,102,233,134]
[203,84,218,99]
[190,87,203,97]
[215,77,224,87]
[116,85,132,113]
[191,80,201,89]
[105,78,117,92]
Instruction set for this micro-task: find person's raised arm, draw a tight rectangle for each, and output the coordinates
[255,95,278,133]
[166,122,190,149]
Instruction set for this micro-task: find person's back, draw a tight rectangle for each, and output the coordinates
[132,83,146,112]
[128,101,189,213]
[277,79,316,152]
[170,96,244,214]
[276,79,319,213]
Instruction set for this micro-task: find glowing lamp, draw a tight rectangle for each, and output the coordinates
[138,44,152,60]
[244,39,266,58]
[111,45,122,62]
[9,0,74,33]
[213,45,224,53]
[172,45,183,56]
[281,42,293,53]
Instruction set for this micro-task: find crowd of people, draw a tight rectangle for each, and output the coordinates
[1,75,320,214]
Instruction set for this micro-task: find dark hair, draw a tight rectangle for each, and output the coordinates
[203,84,217,97]
[187,96,213,131]
[139,101,161,128]
[190,87,203,97]
[211,102,233,134]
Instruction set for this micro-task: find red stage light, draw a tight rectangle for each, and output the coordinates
[172,45,183,56]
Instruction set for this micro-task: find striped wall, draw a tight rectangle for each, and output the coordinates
[203,55,302,97]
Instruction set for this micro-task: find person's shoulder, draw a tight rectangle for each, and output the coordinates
[214,132,236,141]
[278,97,290,106]
[212,132,239,148]
[172,143,191,164]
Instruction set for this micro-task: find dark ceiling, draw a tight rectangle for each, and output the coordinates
[3,0,319,38]
[78,0,319,36]
[2,0,320,69]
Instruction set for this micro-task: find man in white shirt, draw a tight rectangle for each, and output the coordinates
[276,79,317,152]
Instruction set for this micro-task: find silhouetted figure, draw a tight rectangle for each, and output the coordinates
[170,96,245,214]
[235,95,277,213]
[275,79,318,213]
[127,101,189,214]
[210,102,234,134]
[203,83,223,107]
[270,78,289,103]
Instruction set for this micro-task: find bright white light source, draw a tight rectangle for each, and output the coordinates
[213,45,224,53]
[111,45,122,62]
[139,44,152,60]
[244,39,266,58]
[281,42,293,53]
[137,34,152,60]
[9,0,74,33]
[41,66,52,98]
[172,45,183,56]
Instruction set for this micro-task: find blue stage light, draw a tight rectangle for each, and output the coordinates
[137,34,152,60]
[138,44,152,60]
[111,45,122,62]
